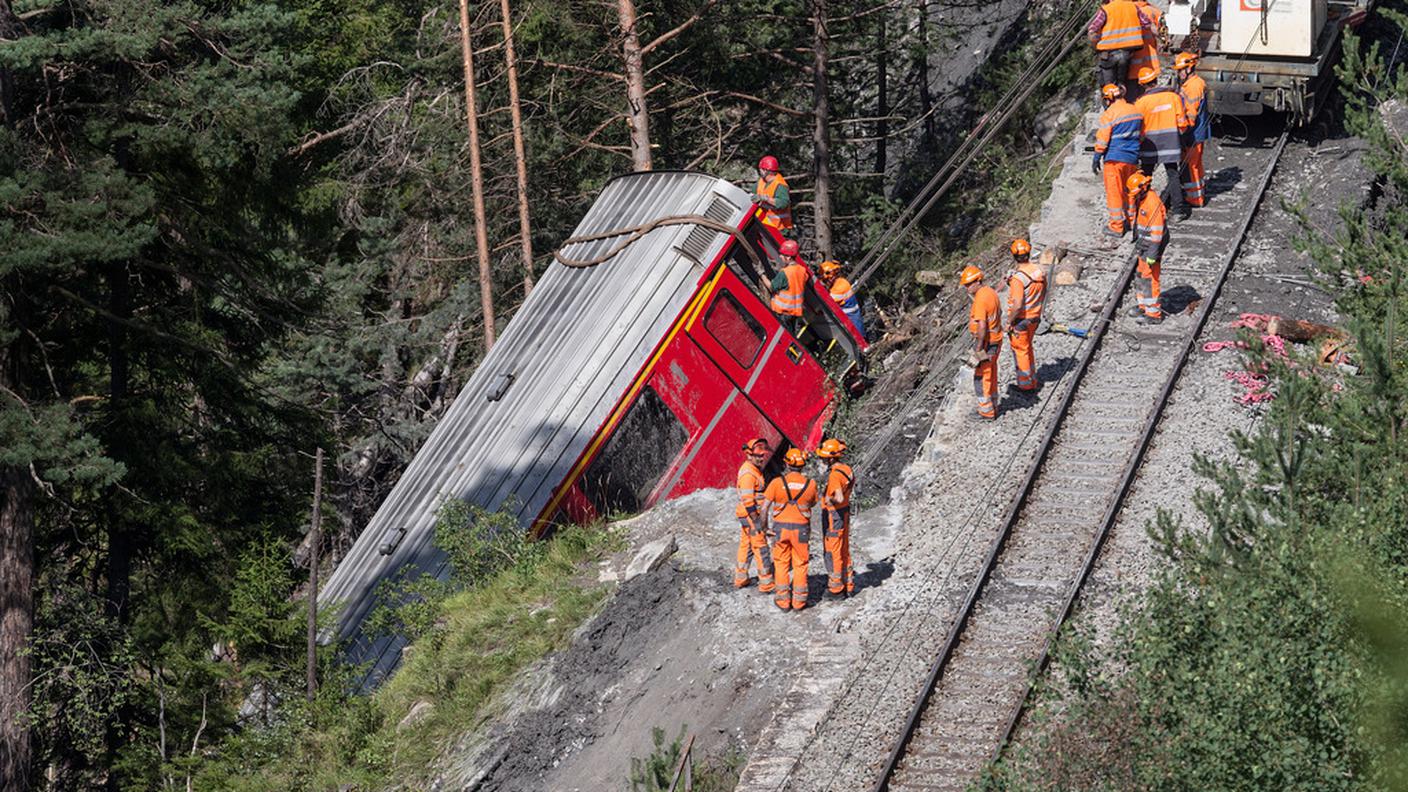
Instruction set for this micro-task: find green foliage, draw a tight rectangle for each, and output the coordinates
[190,524,618,789]
[987,16,1408,792]
[630,725,688,792]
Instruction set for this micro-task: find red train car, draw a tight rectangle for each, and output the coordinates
[322,171,866,681]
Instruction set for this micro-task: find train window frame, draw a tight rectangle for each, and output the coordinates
[580,385,689,517]
[703,290,766,370]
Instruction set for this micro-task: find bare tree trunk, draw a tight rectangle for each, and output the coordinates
[811,0,833,260]
[874,9,889,185]
[498,0,536,294]
[0,346,33,792]
[306,448,323,702]
[616,0,653,171]
[916,0,936,151]
[458,0,497,351]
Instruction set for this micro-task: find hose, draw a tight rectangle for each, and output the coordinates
[552,214,764,271]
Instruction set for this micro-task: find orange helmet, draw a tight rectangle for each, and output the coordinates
[1174,52,1198,70]
[1126,172,1152,193]
[1100,83,1122,101]
[817,438,847,459]
[758,155,780,172]
[742,437,771,454]
[779,239,800,257]
[1010,239,1032,258]
[820,260,842,278]
[1137,67,1158,85]
[783,448,807,467]
[959,265,984,286]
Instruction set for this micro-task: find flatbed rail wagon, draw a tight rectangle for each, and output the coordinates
[320,170,867,683]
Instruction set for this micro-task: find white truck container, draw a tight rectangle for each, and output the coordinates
[1219,0,1328,58]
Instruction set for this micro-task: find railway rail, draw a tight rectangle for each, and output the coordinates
[872,128,1290,792]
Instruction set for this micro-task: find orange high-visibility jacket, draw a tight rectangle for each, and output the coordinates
[828,277,857,309]
[1127,1,1163,78]
[970,285,1003,347]
[736,460,766,519]
[766,472,818,525]
[1135,88,1189,165]
[1096,0,1144,50]
[756,174,793,231]
[1096,98,1144,164]
[1180,73,1212,143]
[1133,189,1167,249]
[825,463,854,511]
[1006,262,1047,325]
[770,263,809,316]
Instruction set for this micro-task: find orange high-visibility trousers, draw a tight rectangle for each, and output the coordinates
[1102,160,1138,236]
[973,346,999,418]
[822,509,853,594]
[1136,258,1162,318]
[772,523,810,610]
[1181,142,1205,207]
[734,516,775,592]
[1008,322,1039,391]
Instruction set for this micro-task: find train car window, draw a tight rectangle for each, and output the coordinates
[704,291,766,369]
[580,386,688,516]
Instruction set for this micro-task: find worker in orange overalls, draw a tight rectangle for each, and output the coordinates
[1176,52,1211,208]
[1086,0,1153,92]
[754,155,793,234]
[819,260,866,341]
[764,448,818,611]
[1126,0,1165,97]
[1004,239,1047,392]
[770,239,809,336]
[817,438,855,597]
[1127,171,1167,324]
[734,438,775,593]
[962,265,1003,419]
[1134,66,1190,217]
[1093,83,1143,246]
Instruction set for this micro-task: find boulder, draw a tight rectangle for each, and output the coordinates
[625,536,677,580]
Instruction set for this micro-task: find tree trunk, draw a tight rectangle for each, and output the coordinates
[105,263,132,623]
[0,0,15,126]
[874,8,889,185]
[458,0,497,350]
[306,448,323,702]
[0,340,33,792]
[811,0,833,260]
[498,0,535,295]
[616,0,653,171]
[916,0,936,151]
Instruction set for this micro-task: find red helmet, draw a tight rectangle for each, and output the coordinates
[758,155,780,172]
[779,239,800,257]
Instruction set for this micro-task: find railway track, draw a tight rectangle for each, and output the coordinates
[873,129,1290,792]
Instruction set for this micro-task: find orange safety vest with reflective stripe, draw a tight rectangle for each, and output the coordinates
[1006,262,1047,324]
[1127,2,1162,77]
[736,461,766,519]
[1135,88,1189,165]
[766,472,818,525]
[828,277,858,310]
[756,174,793,231]
[1133,189,1167,249]
[770,263,809,316]
[969,285,1003,348]
[1096,0,1144,50]
[825,463,854,512]
[1180,73,1212,143]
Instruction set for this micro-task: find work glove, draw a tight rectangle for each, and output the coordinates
[965,350,981,369]
[1090,153,1104,175]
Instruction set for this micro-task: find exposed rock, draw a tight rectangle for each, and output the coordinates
[624,536,677,580]
[399,700,435,732]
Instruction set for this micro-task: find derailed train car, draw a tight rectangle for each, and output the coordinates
[1166,0,1371,125]
[320,171,867,683]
